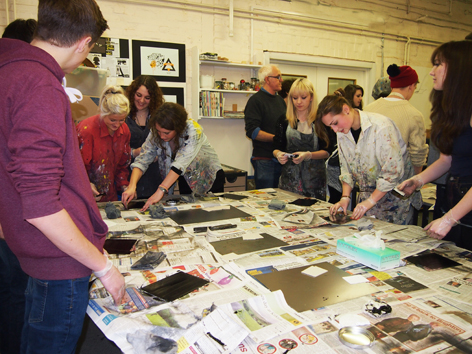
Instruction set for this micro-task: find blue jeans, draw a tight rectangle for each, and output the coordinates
[0,240,29,354]
[251,158,282,189]
[21,276,90,354]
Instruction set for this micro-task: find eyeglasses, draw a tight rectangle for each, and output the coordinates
[267,75,282,80]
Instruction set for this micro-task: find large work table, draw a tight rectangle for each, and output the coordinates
[82,188,472,354]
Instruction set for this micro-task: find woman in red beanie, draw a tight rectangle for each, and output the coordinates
[398,40,472,250]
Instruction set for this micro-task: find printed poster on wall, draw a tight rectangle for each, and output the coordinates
[88,37,130,79]
[132,40,186,82]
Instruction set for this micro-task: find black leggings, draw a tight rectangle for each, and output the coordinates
[178,169,225,195]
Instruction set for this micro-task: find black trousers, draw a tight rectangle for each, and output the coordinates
[444,175,472,251]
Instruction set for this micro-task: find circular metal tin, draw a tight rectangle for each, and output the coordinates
[338,326,375,349]
[166,200,177,206]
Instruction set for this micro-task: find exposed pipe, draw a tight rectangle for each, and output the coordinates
[5,0,9,26]
[229,0,233,37]
[381,36,385,75]
[250,6,254,64]
[105,0,472,33]
[109,0,456,47]
[404,37,411,65]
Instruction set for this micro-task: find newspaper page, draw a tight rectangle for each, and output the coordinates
[220,290,313,343]
[360,301,467,353]
[230,325,333,354]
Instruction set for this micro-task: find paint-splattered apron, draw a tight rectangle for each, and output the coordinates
[278,124,326,199]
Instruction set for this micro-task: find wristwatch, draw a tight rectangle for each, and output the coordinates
[158,186,167,193]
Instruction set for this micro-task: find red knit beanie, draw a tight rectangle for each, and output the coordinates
[387,64,418,88]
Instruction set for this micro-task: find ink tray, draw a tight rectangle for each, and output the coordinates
[338,326,375,349]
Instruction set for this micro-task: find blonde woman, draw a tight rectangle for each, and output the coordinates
[273,78,329,199]
[77,85,131,202]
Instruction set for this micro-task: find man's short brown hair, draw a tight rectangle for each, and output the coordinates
[35,0,108,47]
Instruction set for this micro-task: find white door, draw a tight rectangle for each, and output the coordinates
[273,60,371,107]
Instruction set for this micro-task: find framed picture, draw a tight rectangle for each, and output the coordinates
[120,84,185,107]
[328,78,356,95]
[132,40,186,82]
[161,87,185,107]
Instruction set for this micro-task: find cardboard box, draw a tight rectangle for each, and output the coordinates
[336,238,401,271]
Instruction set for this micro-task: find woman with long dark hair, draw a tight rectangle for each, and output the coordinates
[398,40,472,249]
[125,75,164,198]
[344,84,364,110]
[122,103,224,210]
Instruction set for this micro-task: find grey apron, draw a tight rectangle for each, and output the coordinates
[278,123,326,199]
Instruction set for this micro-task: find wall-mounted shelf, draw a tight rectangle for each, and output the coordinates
[191,46,261,120]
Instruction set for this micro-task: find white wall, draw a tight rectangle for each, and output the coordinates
[2,0,471,174]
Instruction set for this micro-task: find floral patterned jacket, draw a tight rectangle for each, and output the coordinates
[337,110,422,224]
[131,119,222,194]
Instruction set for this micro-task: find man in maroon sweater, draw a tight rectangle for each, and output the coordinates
[0,1,124,353]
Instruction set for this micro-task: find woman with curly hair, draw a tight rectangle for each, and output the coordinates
[398,40,472,249]
[125,75,164,198]
[344,84,364,110]
[122,103,224,210]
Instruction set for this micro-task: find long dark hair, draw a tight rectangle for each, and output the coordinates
[344,84,364,110]
[314,89,351,147]
[149,103,188,151]
[126,75,164,121]
[430,40,472,155]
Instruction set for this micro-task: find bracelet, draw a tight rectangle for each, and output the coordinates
[449,209,460,225]
[94,256,113,278]
[341,195,351,199]
[158,184,168,193]
[367,197,377,206]
[414,175,425,191]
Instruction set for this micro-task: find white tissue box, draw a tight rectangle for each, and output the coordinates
[337,239,400,271]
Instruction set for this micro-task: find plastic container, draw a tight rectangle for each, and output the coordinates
[64,66,108,97]
[200,75,214,89]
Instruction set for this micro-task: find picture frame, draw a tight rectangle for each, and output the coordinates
[132,40,186,82]
[161,87,185,107]
[120,84,185,107]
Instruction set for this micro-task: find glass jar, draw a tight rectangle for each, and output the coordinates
[250,77,257,90]
[229,82,235,90]
[215,80,223,89]
[254,79,260,91]
[221,78,228,90]
[239,79,246,91]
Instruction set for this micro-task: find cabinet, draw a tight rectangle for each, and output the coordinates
[191,46,261,120]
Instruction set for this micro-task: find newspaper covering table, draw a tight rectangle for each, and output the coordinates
[89,189,472,353]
